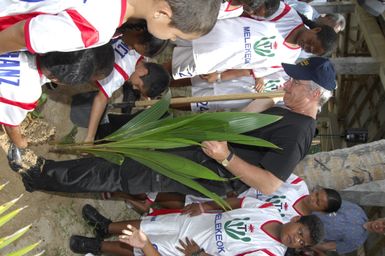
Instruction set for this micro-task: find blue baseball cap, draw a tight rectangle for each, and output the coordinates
[282,57,336,90]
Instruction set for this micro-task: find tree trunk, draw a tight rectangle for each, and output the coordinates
[294,140,385,190]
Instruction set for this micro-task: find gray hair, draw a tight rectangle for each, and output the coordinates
[324,13,346,32]
[308,80,334,109]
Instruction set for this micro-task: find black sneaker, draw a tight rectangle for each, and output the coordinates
[69,235,101,255]
[82,204,112,239]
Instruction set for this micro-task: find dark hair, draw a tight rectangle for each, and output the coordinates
[39,43,114,85]
[323,188,342,213]
[141,62,170,98]
[118,20,169,58]
[167,0,221,35]
[298,215,324,246]
[136,31,169,58]
[263,0,280,18]
[315,25,337,56]
[92,42,115,78]
[297,11,318,29]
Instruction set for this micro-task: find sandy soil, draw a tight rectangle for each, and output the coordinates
[0,85,139,256]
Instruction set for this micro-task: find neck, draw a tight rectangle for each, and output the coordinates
[124,0,151,20]
[286,25,305,46]
[291,105,318,119]
[298,195,312,215]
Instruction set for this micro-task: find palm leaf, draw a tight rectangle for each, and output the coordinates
[81,150,125,165]
[5,240,41,256]
[0,206,27,228]
[0,195,23,216]
[92,138,201,149]
[0,225,32,250]
[126,152,230,210]
[0,181,10,191]
[105,94,170,140]
[114,148,226,181]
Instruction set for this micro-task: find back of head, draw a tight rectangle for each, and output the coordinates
[136,30,169,58]
[167,0,221,35]
[240,0,280,18]
[92,42,115,80]
[262,0,280,18]
[298,215,325,246]
[315,25,338,56]
[324,188,342,213]
[40,43,114,85]
[141,62,170,98]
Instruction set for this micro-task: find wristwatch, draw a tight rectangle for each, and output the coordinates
[221,150,234,167]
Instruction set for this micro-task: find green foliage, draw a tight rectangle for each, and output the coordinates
[58,96,281,208]
[0,183,43,256]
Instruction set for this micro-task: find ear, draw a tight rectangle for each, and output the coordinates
[311,89,322,99]
[290,216,301,223]
[312,27,322,33]
[153,1,172,20]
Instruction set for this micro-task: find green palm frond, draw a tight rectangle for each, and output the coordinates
[57,96,281,207]
[0,206,28,228]
[5,240,41,256]
[0,195,23,216]
[0,225,32,250]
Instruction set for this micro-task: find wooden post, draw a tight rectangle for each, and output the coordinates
[311,2,356,13]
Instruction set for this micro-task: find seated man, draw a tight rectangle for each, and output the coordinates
[69,200,325,255]
[1,43,114,170]
[20,57,336,197]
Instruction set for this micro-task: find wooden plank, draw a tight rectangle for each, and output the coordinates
[311,2,355,13]
[331,57,380,74]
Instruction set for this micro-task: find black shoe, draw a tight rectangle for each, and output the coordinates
[82,204,112,239]
[69,235,101,255]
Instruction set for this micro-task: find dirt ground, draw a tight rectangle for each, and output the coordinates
[0,85,139,256]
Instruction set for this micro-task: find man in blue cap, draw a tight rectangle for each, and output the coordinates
[20,57,336,199]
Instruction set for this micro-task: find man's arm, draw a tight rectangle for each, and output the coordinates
[4,125,28,148]
[201,141,283,194]
[85,90,108,143]
[0,21,27,54]
[201,69,252,83]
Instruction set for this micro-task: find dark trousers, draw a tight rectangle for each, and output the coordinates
[21,147,238,197]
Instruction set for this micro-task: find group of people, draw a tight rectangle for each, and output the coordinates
[0,0,383,255]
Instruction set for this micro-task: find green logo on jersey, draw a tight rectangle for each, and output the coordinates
[224,217,252,242]
[266,195,287,217]
[264,79,281,92]
[253,36,277,57]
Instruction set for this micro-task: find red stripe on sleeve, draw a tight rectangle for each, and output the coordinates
[114,63,130,81]
[147,208,182,216]
[0,97,38,110]
[95,81,109,99]
[270,4,291,22]
[24,18,35,54]
[290,177,303,184]
[66,9,99,48]
[259,202,274,209]
[0,12,43,31]
[119,0,127,26]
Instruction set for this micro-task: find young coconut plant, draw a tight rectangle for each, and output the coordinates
[58,95,281,209]
[0,182,44,256]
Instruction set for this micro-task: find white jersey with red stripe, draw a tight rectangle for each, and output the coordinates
[0,0,126,53]
[138,198,287,256]
[257,2,304,66]
[173,18,285,80]
[217,0,243,19]
[96,39,143,98]
[239,174,309,223]
[0,51,48,126]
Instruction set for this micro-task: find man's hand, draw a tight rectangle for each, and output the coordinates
[201,141,230,162]
[364,218,385,234]
[254,77,265,92]
[119,225,149,249]
[176,237,205,256]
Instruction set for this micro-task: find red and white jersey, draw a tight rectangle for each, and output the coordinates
[0,51,48,126]
[139,198,287,256]
[240,174,309,223]
[96,39,143,99]
[173,18,285,80]
[0,0,126,53]
[217,0,243,19]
